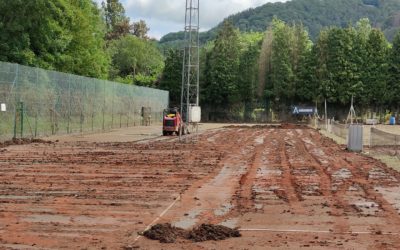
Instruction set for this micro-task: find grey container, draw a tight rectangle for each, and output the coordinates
[347,125,363,152]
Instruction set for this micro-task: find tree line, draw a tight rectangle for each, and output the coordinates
[160,18,400,121]
[0,0,164,87]
[3,1,400,121]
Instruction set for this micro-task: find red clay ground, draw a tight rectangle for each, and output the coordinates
[1,125,400,249]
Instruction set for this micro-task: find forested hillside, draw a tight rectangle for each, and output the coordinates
[159,17,400,121]
[160,0,400,48]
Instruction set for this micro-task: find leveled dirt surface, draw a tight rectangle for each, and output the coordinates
[0,138,53,148]
[1,125,400,249]
[44,123,229,143]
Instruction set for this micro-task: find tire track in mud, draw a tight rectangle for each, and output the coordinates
[132,126,400,249]
[305,129,400,233]
[165,128,264,229]
[295,129,351,234]
[279,132,306,214]
[236,133,266,213]
[3,126,400,249]
[341,152,400,229]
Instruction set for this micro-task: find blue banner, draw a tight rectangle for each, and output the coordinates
[292,106,316,115]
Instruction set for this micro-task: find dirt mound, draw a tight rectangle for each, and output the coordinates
[0,138,53,148]
[143,223,187,243]
[143,223,241,243]
[188,224,241,242]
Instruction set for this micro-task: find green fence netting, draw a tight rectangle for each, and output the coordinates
[0,62,169,141]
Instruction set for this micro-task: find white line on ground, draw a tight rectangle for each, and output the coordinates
[133,195,181,243]
[239,228,399,235]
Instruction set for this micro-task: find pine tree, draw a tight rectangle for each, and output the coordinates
[270,18,294,103]
[203,21,241,119]
[363,29,389,109]
[388,32,400,108]
[238,44,260,121]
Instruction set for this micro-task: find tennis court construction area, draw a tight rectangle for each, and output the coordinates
[1,124,400,249]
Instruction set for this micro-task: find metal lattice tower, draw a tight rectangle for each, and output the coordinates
[180,0,200,125]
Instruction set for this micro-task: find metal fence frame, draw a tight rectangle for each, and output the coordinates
[0,62,169,141]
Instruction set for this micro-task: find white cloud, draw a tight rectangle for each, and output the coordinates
[98,0,288,39]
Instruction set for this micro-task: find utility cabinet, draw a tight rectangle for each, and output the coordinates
[347,125,363,152]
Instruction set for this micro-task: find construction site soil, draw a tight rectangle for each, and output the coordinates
[1,125,400,249]
[0,138,53,148]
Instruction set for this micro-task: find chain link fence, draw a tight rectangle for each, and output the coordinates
[370,128,400,154]
[370,128,400,146]
[0,62,169,141]
[310,118,349,140]
[331,121,348,140]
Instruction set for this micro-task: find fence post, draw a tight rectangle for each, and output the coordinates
[111,82,115,129]
[19,102,24,138]
[13,107,17,139]
[35,112,38,138]
[369,127,372,148]
[91,79,95,132]
[13,64,20,139]
[80,78,84,134]
[127,101,130,127]
[102,80,105,131]
[67,75,71,134]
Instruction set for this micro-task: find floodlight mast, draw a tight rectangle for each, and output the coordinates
[180,0,200,129]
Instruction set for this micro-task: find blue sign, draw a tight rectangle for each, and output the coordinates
[292,106,316,115]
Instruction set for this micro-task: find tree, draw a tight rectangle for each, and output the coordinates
[263,19,312,116]
[132,20,150,40]
[292,23,313,103]
[102,0,126,30]
[258,29,273,100]
[108,35,164,87]
[269,18,295,105]
[58,0,110,79]
[159,49,183,106]
[0,0,72,68]
[314,27,363,105]
[362,29,389,110]
[296,46,318,102]
[238,43,260,121]
[102,0,130,40]
[0,0,110,78]
[202,21,241,120]
[388,31,400,108]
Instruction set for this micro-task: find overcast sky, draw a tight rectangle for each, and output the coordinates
[95,0,288,39]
